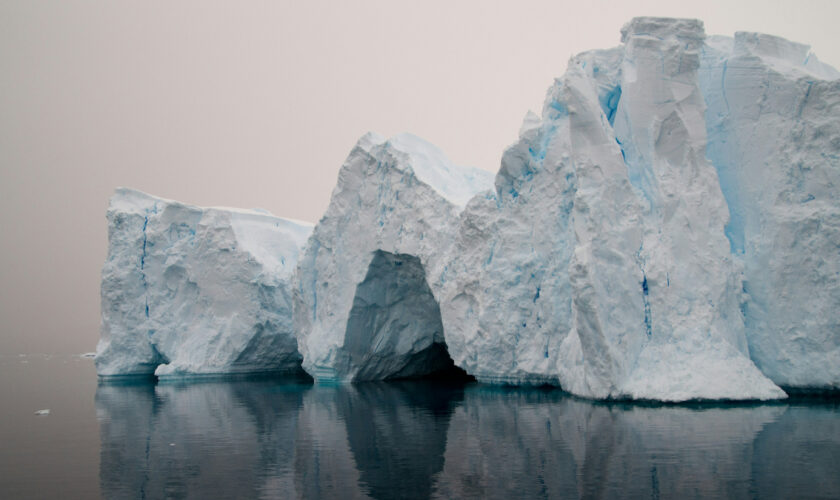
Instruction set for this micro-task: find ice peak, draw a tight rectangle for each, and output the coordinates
[387,133,494,207]
[620,17,705,44]
[348,132,494,207]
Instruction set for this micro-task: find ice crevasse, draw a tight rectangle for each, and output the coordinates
[97,17,840,401]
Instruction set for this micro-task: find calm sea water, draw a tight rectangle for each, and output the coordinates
[1,355,839,499]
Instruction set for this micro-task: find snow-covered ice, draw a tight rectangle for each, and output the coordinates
[293,133,494,382]
[96,17,839,400]
[438,18,786,401]
[95,188,313,378]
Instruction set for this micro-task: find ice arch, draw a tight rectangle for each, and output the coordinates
[339,250,464,380]
[293,132,494,382]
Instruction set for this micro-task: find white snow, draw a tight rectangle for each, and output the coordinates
[95,188,313,378]
[385,133,495,207]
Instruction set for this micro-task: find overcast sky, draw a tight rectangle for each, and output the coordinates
[1,0,839,354]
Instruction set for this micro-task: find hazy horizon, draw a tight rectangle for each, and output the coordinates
[2,0,839,354]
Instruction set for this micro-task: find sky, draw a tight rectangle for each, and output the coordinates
[1,0,839,354]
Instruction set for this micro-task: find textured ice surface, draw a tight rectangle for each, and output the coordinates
[95,188,312,378]
[438,18,786,401]
[700,31,840,390]
[96,17,839,400]
[293,133,494,382]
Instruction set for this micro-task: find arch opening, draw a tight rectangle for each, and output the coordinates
[342,250,472,382]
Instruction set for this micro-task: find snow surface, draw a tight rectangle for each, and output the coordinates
[96,188,313,378]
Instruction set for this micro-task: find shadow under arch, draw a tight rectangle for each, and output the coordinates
[340,249,471,382]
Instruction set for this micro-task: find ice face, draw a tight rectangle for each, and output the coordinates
[293,133,493,382]
[438,17,785,401]
[96,17,839,400]
[700,32,840,390]
[95,188,313,378]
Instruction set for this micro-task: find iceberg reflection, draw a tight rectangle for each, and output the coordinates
[97,381,839,499]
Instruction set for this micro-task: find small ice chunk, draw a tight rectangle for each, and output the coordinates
[34,409,50,416]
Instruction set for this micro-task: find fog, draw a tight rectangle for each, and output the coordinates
[2,0,838,354]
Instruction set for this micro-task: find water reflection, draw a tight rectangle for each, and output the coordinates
[435,388,788,499]
[96,381,840,499]
[96,378,308,499]
[752,404,840,497]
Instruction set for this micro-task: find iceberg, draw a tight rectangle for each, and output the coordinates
[293,133,494,381]
[95,188,313,378]
[96,17,839,401]
[438,18,786,401]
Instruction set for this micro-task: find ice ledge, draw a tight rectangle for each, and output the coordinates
[733,31,840,80]
[110,187,314,228]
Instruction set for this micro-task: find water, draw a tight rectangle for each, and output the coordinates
[1,355,839,499]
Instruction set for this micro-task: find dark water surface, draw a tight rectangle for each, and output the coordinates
[1,355,839,499]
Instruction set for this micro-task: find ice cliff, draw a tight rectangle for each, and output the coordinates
[293,133,494,381]
[96,188,312,378]
[699,32,840,390]
[98,18,839,400]
[439,18,784,400]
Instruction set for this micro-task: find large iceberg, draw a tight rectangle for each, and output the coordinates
[437,18,786,401]
[96,188,313,378]
[293,133,494,381]
[96,17,839,401]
